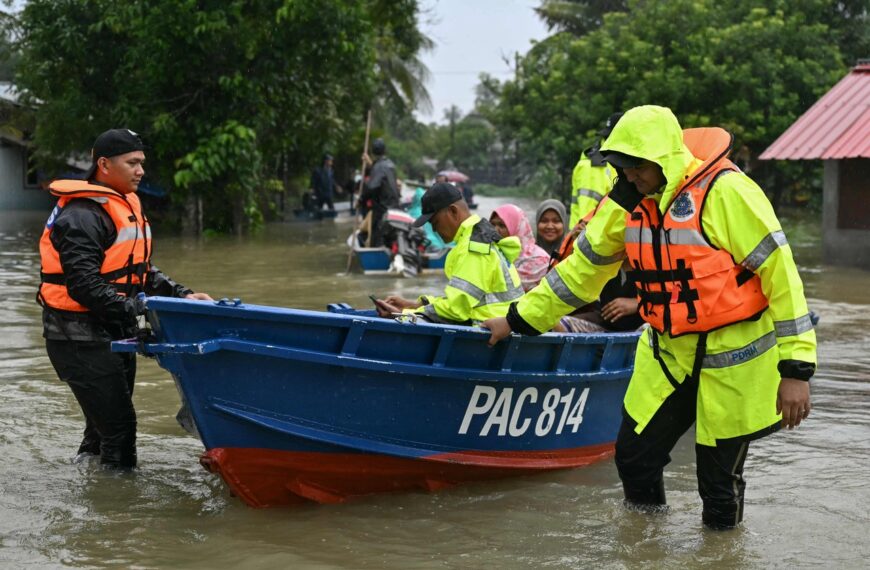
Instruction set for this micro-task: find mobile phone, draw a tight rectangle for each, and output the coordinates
[369,294,388,310]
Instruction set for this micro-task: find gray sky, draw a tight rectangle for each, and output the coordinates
[417,0,550,123]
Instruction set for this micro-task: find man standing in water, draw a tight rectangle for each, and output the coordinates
[38,128,212,469]
[309,153,336,211]
[484,106,816,530]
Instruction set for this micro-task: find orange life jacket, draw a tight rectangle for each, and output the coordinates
[548,206,602,271]
[38,180,152,312]
[624,128,768,337]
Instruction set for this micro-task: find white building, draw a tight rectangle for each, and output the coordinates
[0,81,56,210]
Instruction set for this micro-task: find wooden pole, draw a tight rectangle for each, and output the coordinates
[346,110,374,273]
[359,109,373,246]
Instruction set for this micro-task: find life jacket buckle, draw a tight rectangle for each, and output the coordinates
[670,282,681,304]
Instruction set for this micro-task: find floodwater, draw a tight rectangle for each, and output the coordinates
[0,196,867,569]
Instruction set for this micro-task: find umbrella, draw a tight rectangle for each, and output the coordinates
[436,170,469,183]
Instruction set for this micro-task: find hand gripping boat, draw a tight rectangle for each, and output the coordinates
[113,297,640,507]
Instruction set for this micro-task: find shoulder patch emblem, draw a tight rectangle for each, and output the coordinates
[45,204,61,229]
[669,192,695,222]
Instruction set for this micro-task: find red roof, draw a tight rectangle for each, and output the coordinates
[760,62,870,160]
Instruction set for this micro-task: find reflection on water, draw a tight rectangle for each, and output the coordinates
[0,204,867,568]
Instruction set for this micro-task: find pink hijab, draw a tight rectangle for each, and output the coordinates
[492,204,550,291]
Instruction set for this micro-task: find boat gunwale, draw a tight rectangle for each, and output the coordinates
[142,296,642,349]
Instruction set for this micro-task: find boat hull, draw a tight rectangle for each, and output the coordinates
[115,298,639,507]
[349,231,448,274]
[200,444,615,507]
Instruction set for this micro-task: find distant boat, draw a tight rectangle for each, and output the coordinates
[293,208,338,221]
[348,230,449,275]
[348,210,449,276]
[113,297,639,508]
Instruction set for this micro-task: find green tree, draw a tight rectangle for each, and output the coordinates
[6,0,430,234]
[535,0,627,36]
[496,0,850,204]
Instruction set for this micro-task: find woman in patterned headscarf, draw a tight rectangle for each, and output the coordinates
[490,204,550,291]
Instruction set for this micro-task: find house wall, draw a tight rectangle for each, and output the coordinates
[0,141,55,210]
[823,159,870,268]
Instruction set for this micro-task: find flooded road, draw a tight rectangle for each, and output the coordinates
[0,197,867,569]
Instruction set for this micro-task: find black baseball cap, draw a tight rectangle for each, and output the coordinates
[412,182,463,227]
[601,150,645,169]
[598,112,623,138]
[83,128,145,179]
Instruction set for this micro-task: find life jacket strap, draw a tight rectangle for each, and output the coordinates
[625,266,695,284]
[735,268,755,286]
[40,262,148,286]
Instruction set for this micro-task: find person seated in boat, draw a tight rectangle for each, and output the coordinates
[489,204,549,291]
[374,183,523,325]
[554,260,644,333]
[535,199,568,260]
[408,186,447,251]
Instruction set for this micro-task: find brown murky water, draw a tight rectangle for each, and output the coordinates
[0,198,867,569]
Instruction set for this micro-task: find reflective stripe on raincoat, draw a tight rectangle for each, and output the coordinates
[413,215,523,325]
[514,105,816,445]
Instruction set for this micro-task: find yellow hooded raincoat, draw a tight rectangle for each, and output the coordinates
[415,215,524,325]
[514,106,816,446]
[568,151,617,228]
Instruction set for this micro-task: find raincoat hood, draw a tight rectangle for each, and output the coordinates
[600,105,695,209]
[496,234,521,264]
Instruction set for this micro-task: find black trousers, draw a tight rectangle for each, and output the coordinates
[315,195,335,211]
[46,339,138,468]
[614,372,749,529]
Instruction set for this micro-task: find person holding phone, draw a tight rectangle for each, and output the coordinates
[374,183,523,325]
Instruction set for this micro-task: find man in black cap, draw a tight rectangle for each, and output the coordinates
[309,153,336,211]
[374,182,524,325]
[38,128,212,470]
[359,138,399,246]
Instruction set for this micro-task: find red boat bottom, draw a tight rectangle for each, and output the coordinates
[199,445,615,508]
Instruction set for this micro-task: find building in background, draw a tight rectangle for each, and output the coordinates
[761,61,870,269]
[0,82,59,210]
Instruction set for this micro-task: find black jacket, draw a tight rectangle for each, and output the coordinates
[42,198,192,342]
[360,157,399,213]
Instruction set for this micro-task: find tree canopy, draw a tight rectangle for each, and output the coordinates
[493,0,860,202]
[6,0,430,233]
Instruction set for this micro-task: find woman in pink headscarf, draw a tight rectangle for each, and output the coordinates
[490,204,550,291]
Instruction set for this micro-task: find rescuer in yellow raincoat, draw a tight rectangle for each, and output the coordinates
[567,113,621,229]
[375,182,523,325]
[483,105,816,530]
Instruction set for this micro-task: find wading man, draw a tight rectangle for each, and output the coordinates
[38,128,212,469]
[483,106,816,530]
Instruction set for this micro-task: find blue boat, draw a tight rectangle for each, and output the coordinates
[113,297,640,507]
[348,232,450,275]
[350,230,449,275]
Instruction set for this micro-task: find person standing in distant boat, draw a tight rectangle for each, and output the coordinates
[360,138,399,246]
